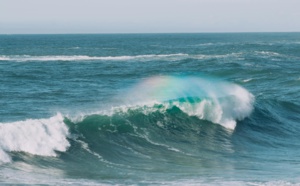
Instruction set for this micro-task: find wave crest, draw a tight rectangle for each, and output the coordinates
[0,53,243,62]
[120,76,254,129]
[0,54,188,62]
[0,114,70,164]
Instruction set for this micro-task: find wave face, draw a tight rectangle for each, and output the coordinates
[2,96,299,185]
[1,33,300,185]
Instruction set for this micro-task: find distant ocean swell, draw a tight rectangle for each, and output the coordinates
[0,54,189,62]
[0,53,246,62]
[1,52,297,62]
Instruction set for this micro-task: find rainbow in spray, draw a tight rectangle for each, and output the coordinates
[122,75,255,129]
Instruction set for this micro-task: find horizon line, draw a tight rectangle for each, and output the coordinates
[0,31,300,35]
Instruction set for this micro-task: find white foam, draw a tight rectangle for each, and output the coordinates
[0,149,11,163]
[242,78,253,82]
[0,53,245,62]
[0,56,10,61]
[121,76,254,130]
[0,54,188,62]
[0,113,70,164]
[255,51,281,57]
[200,52,243,59]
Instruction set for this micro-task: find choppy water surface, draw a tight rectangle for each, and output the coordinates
[0,33,300,185]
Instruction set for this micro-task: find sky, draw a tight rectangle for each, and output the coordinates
[0,0,300,34]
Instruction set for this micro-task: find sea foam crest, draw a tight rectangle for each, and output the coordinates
[121,76,254,129]
[0,53,243,62]
[0,54,188,62]
[0,113,70,164]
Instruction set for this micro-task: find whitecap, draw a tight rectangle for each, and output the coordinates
[0,113,70,164]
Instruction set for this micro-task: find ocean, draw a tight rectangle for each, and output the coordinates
[0,33,299,185]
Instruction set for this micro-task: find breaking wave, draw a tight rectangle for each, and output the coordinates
[0,114,69,164]
[0,76,254,164]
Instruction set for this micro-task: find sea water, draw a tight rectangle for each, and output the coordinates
[0,33,300,185]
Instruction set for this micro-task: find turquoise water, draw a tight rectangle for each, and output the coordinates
[0,33,300,185]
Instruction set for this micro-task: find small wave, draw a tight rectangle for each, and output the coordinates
[102,48,118,50]
[189,42,231,47]
[242,78,253,83]
[0,56,10,61]
[0,113,70,164]
[70,47,80,49]
[0,53,245,62]
[191,42,214,46]
[180,52,242,60]
[255,51,281,57]
[0,54,188,62]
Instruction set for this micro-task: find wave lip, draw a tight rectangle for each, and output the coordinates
[0,113,70,164]
[121,76,254,129]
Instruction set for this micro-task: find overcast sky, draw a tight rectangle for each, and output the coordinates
[1,0,300,34]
